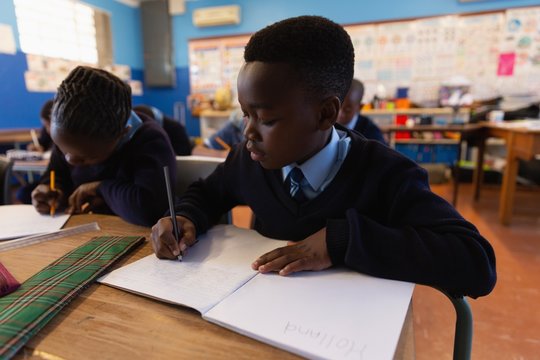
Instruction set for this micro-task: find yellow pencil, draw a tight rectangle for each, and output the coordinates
[214,136,231,151]
[50,170,56,217]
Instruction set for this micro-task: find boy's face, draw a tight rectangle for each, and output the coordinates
[337,87,363,126]
[238,62,336,169]
[51,125,121,166]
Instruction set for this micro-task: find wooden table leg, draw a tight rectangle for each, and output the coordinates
[452,137,464,207]
[499,132,518,225]
[473,133,486,201]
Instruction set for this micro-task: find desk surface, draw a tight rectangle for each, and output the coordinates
[12,159,49,173]
[0,128,37,144]
[0,215,414,359]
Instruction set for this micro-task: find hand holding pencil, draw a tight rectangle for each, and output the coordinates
[149,166,198,260]
[30,171,64,216]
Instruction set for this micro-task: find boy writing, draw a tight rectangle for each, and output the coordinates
[32,66,176,226]
[151,16,496,298]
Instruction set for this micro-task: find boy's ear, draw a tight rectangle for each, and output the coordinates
[318,96,341,130]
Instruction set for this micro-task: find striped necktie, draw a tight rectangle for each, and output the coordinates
[288,167,308,203]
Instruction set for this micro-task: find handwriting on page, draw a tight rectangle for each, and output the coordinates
[283,321,367,359]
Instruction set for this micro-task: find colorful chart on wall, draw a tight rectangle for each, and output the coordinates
[188,7,540,106]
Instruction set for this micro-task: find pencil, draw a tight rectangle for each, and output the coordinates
[163,166,182,261]
[49,170,56,217]
[214,136,231,151]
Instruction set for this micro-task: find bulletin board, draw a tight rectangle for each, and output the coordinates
[188,6,540,105]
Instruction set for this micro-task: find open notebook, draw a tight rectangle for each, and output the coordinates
[98,225,414,360]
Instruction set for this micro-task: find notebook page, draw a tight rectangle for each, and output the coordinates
[204,269,414,360]
[98,225,283,314]
[0,205,70,240]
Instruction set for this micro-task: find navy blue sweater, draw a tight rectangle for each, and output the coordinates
[41,114,176,226]
[175,127,496,298]
[353,114,386,145]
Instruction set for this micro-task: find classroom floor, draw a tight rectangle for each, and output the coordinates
[236,182,540,359]
[413,183,540,360]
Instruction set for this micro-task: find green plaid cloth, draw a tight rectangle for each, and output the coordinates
[0,235,144,359]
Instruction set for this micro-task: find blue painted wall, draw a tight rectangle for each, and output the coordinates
[1,0,539,136]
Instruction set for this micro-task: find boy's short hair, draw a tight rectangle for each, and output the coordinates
[40,99,54,122]
[53,66,132,141]
[244,15,354,103]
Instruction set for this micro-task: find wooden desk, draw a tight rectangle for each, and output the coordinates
[473,122,540,225]
[0,128,37,149]
[381,124,482,206]
[0,214,414,359]
[12,159,49,173]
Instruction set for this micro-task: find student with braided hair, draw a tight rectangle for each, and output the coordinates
[31,66,176,226]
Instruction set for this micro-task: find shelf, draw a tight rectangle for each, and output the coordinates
[394,139,459,145]
[363,108,470,116]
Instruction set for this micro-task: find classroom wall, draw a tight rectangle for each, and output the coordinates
[1,0,539,136]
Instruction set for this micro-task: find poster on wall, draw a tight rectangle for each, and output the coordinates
[24,54,135,93]
[186,7,540,106]
[188,35,250,100]
[500,7,540,97]
[455,13,504,100]
[0,24,16,55]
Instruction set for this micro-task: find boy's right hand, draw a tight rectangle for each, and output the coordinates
[151,216,197,259]
[31,184,64,214]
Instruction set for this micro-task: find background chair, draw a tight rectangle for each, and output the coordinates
[0,155,14,205]
[175,155,230,223]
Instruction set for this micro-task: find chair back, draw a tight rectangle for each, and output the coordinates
[174,155,224,197]
[175,155,229,224]
[0,156,14,205]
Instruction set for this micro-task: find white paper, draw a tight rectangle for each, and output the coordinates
[99,225,283,313]
[0,24,16,55]
[99,224,414,359]
[204,270,414,360]
[0,205,70,240]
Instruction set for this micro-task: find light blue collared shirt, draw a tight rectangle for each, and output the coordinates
[117,111,143,149]
[345,114,359,130]
[282,127,351,200]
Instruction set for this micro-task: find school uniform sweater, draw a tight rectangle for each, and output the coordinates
[352,114,386,144]
[175,128,496,298]
[162,116,192,156]
[41,114,176,226]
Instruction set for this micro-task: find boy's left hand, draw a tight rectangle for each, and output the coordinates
[251,227,332,276]
[68,181,104,214]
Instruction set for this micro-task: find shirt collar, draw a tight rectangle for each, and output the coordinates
[117,111,143,149]
[345,114,359,130]
[282,127,340,191]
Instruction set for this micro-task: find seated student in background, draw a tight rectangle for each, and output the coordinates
[17,99,54,204]
[204,108,246,150]
[31,66,176,226]
[133,104,192,156]
[151,16,496,298]
[27,99,54,152]
[336,79,386,144]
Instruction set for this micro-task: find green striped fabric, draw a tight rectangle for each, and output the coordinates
[0,235,145,359]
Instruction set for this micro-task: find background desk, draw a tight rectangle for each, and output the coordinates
[0,214,414,359]
[473,122,540,225]
[381,124,482,206]
[0,128,37,149]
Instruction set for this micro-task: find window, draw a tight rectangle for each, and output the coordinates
[14,0,112,66]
